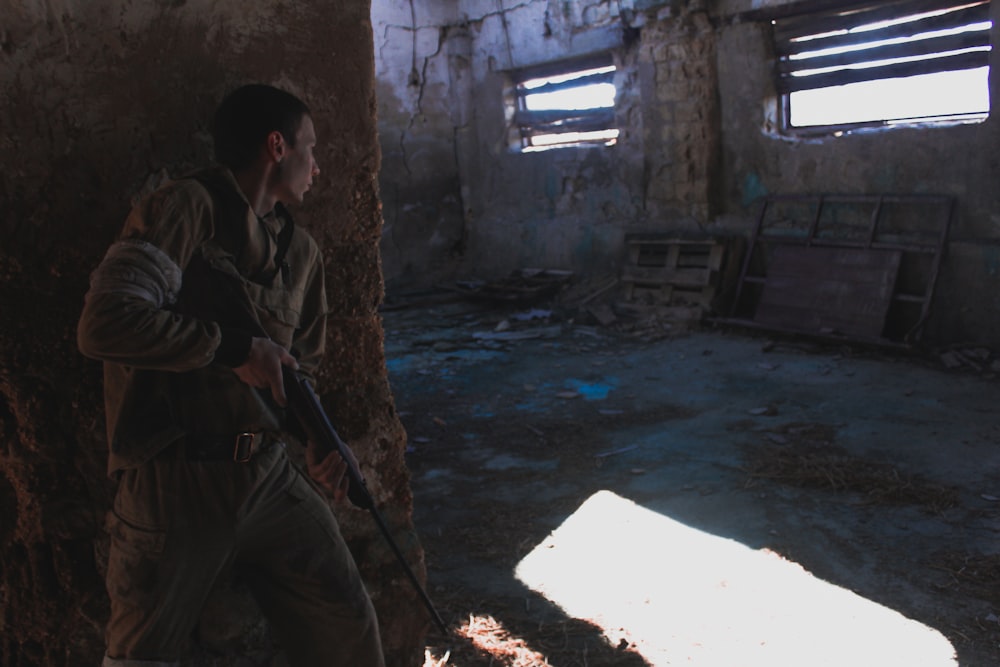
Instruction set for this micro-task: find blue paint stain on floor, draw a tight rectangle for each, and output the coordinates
[565,377,617,400]
[514,400,543,412]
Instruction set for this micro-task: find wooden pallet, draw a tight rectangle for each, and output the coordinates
[622,237,725,310]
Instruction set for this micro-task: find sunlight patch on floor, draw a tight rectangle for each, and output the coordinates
[515,490,957,666]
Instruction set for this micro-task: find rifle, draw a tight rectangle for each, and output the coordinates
[174,246,448,634]
[280,365,448,635]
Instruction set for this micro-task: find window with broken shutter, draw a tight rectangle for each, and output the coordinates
[770,0,992,132]
[508,53,619,152]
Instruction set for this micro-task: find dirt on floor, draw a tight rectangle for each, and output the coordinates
[380,291,1000,667]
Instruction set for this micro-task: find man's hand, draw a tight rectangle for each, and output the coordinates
[233,337,298,405]
[306,440,356,503]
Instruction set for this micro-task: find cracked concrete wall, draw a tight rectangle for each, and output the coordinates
[453,0,647,278]
[1,0,429,664]
[373,0,468,291]
[374,0,719,286]
[714,0,1000,346]
[375,0,1000,345]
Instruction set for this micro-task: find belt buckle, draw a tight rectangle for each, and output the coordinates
[233,432,256,463]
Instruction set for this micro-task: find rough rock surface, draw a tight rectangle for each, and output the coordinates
[0,1,427,665]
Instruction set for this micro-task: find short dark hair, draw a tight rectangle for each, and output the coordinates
[210,84,311,171]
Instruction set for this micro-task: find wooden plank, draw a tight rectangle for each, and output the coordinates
[706,245,724,272]
[626,237,718,246]
[774,2,990,55]
[516,107,616,140]
[524,70,615,96]
[777,50,988,94]
[630,242,721,268]
[755,246,901,339]
[665,244,681,271]
[765,247,900,284]
[776,30,990,77]
[622,266,714,288]
[739,0,956,25]
[515,52,613,83]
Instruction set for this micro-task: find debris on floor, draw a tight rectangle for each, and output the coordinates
[742,439,961,513]
[937,345,1000,375]
[930,551,1000,607]
[384,296,1000,666]
[389,272,1000,365]
[451,269,574,304]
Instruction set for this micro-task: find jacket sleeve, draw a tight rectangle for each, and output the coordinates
[77,182,225,371]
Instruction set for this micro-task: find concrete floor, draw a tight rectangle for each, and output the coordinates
[382,297,1000,666]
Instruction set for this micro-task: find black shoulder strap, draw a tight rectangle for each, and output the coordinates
[271,202,295,282]
[186,168,247,260]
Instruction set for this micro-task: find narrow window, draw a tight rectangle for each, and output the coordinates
[773,0,992,133]
[508,54,618,152]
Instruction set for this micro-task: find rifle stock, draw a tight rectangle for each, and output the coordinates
[281,366,448,634]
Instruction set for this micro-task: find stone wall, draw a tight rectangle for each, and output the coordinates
[637,6,720,226]
[714,0,1000,346]
[372,0,726,286]
[0,1,427,665]
[372,0,467,290]
[374,0,1000,346]
[373,0,643,287]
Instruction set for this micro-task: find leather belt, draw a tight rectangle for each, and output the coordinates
[174,431,268,463]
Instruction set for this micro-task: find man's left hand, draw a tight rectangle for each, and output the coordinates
[306,440,351,503]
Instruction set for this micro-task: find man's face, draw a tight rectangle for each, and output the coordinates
[275,114,319,204]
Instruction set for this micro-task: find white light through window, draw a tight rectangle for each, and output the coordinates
[774,1,992,132]
[512,62,619,151]
[790,67,989,127]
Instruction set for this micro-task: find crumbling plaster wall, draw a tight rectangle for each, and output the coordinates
[377,0,1000,345]
[373,0,469,290]
[373,0,715,287]
[713,0,1000,346]
[453,0,647,279]
[0,1,428,665]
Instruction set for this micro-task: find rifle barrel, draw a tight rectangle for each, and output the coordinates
[284,368,448,634]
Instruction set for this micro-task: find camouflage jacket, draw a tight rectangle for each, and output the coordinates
[77,166,328,474]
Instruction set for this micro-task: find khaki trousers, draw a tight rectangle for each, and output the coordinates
[103,442,384,666]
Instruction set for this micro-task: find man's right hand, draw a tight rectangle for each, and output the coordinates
[233,337,298,405]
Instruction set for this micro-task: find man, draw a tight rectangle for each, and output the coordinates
[78,84,385,666]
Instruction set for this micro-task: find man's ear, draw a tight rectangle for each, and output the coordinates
[266,130,286,163]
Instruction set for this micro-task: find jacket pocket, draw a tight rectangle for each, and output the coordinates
[248,282,303,348]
